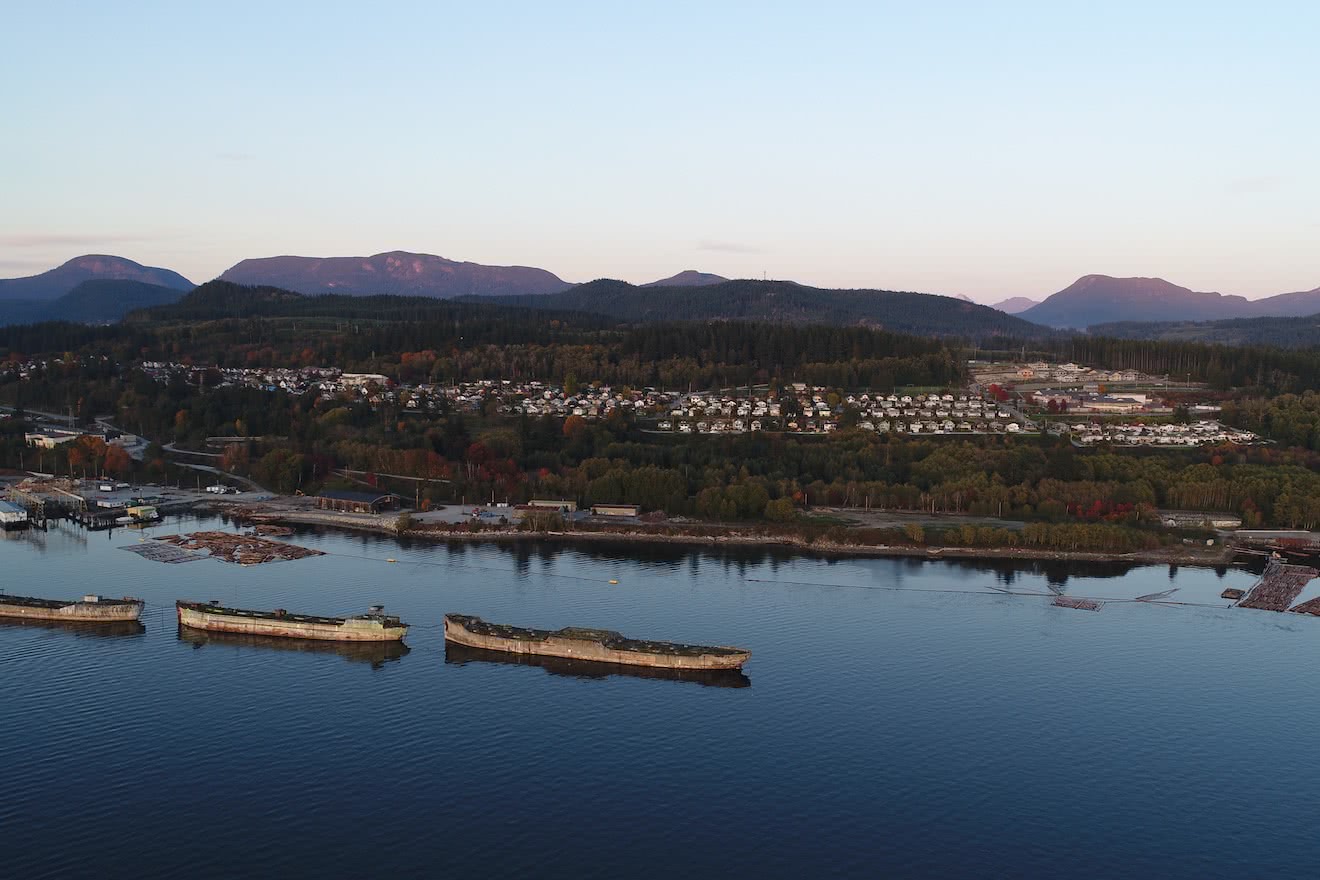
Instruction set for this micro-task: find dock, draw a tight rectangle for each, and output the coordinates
[71,508,128,530]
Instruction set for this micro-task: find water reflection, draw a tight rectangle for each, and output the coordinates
[468,539,1152,580]
[444,641,751,689]
[0,617,146,638]
[176,626,410,668]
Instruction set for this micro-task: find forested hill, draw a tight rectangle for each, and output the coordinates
[0,279,191,328]
[1089,313,1320,350]
[482,279,1053,340]
[0,254,193,301]
[2,282,966,390]
[128,280,611,327]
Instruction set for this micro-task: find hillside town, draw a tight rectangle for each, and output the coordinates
[4,357,1264,449]
[1061,420,1258,447]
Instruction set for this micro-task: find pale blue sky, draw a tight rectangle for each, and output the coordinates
[2,1,1317,300]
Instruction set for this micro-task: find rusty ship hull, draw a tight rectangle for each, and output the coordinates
[177,601,408,642]
[0,594,144,623]
[444,614,750,670]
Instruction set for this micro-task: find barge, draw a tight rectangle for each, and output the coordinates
[177,600,408,642]
[443,613,750,670]
[0,593,144,623]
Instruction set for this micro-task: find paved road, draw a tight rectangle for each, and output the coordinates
[162,441,221,459]
[809,507,1029,531]
[172,462,271,497]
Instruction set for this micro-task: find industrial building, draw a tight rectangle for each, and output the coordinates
[0,499,29,529]
[315,490,399,514]
[528,499,577,512]
[591,503,641,518]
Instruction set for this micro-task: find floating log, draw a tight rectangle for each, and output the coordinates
[251,524,295,537]
[121,542,204,564]
[150,531,323,565]
[1051,595,1102,611]
[1238,561,1318,612]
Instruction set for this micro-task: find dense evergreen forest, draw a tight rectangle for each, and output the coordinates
[486,278,1052,341]
[982,337,1320,395]
[1091,314,1320,350]
[0,280,187,328]
[1,283,963,391]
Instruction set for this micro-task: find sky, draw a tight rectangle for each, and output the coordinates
[2,0,1318,302]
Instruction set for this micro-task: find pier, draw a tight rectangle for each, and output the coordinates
[70,508,127,530]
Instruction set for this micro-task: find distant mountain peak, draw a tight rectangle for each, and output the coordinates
[643,270,730,287]
[990,296,1041,314]
[1021,274,1255,329]
[0,254,194,302]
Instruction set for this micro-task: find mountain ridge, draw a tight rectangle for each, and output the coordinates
[1090,312,1320,349]
[642,270,729,287]
[479,278,1051,340]
[0,279,189,327]
[217,250,571,298]
[1022,274,1320,328]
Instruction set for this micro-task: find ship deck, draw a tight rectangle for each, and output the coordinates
[0,595,141,610]
[446,614,747,657]
[0,595,73,610]
[178,602,350,626]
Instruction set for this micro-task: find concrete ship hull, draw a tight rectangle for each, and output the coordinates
[177,603,407,642]
[0,595,144,623]
[444,614,750,670]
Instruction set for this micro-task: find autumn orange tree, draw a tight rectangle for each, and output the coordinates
[104,445,133,476]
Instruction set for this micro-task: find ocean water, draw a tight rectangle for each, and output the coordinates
[1,515,1316,878]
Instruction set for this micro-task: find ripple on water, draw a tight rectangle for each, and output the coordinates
[2,518,1317,879]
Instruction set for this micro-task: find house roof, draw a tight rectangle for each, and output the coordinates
[317,489,394,504]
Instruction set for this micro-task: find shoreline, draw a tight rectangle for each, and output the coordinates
[214,504,1239,568]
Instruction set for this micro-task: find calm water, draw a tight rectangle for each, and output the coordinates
[2,515,1317,878]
